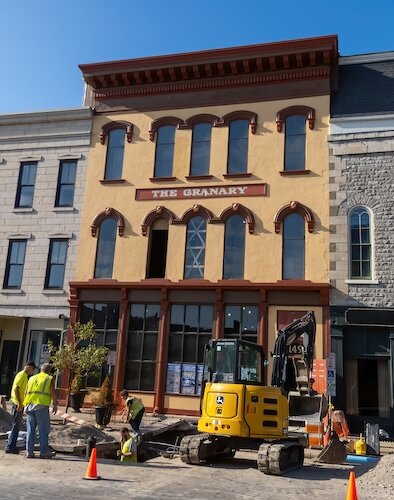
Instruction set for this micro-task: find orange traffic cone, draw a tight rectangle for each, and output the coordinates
[346,471,358,500]
[83,447,101,480]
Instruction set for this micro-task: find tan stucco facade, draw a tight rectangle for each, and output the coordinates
[75,96,330,283]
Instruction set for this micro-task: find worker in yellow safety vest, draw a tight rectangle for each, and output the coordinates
[117,427,138,463]
[5,360,37,454]
[120,389,145,433]
[24,363,58,459]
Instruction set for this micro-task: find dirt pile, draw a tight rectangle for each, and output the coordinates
[358,454,394,499]
[0,408,12,433]
[49,423,116,445]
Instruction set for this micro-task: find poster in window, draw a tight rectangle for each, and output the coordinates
[181,363,197,394]
[166,363,181,393]
[196,364,204,395]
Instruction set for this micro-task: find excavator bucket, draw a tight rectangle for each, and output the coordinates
[315,432,347,464]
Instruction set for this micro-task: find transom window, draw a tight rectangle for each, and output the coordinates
[154,125,176,177]
[285,115,306,171]
[224,305,259,344]
[223,215,245,279]
[227,119,249,174]
[55,160,77,207]
[15,162,37,208]
[350,207,372,279]
[124,304,160,392]
[184,216,206,279]
[190,123,212,176]
[283,213,305,279]
[166,304,213,394]
[105,129,125,179]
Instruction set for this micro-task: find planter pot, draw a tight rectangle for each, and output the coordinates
[95,406,112,427]
[69,391,87,412]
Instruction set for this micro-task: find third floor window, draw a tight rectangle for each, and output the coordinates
[105,129,125,180]
[55,160,77,207]
[190,123,212,176]
[284,115,306,171]
[227,119,249,174]
[154,125,176,178]
[15,162,37,208]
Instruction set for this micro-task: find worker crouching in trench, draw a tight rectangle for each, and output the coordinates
[117,427,138,463]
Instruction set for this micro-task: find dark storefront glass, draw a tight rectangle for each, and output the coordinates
[166,304,213,394]
[224,305,258,344]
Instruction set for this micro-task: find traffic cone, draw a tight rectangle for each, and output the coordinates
[346,471,358,500]
[83,447,101,480]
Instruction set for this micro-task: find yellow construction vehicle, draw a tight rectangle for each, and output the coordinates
[180,312,344,474]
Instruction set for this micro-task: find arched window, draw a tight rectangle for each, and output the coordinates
[190,123,212,176]
[154,125,176,177]
[283,213,305,279]
[105,129,126,179]
[184,216,207,279]
[349,207,371,279]
[223,215,245,279]
[284,115,306,171]
[227,120,249,174]
[146,219,168,278]
[94,218,117,278]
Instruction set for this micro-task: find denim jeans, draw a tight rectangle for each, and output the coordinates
[129,409,145,433]
[6,404,22,451]
[26,406,50,455]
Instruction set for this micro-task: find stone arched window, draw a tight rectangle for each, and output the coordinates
[349,206,372,279]
[91,207,125,237]
[217,203,255,234]
[141,206,177,236]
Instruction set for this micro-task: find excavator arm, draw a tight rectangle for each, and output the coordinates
[271,311,316,393]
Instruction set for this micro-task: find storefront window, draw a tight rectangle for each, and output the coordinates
[166,304,213,394]
[79,303,120,387]
[224,305,258,344]
[124,304,160,391]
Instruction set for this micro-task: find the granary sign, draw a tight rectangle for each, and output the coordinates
[135,183,267,200]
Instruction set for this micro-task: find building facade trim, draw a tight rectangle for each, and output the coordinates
[274,201,315,233]
[91,207,125,237]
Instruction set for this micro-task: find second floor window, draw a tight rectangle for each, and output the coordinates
[105,129,125,179]
[15,162,37,208]
[223,215,245,279]
[350,207,372,279]
[285,115,306,171]
[4,240,27,289]
[190,123,212,176]
[55,160,77,207]
[154,125,176,177]
[283,213,305,279]
[184,216,206,279]
[227,120,249,174]
[45,239,68,289]
[94,218,117,278]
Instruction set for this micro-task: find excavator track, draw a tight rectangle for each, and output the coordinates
[257,441,304,475]
[180,434,235,465]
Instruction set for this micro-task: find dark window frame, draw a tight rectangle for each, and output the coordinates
[44,239,68,289]
[153,124,177,178]
[55,160,77,207]
[223,214,246,279]
[223,304,259,344]
[166,304,214,395]
[15,162,37,208]
[104,128,126,180]
[94,217,117,279]
[3,239,27,289]
[226,119,249,174]
[124,303,160,392]
[282,213,305,280]
[189,122,212,176]
[284,115,306,171]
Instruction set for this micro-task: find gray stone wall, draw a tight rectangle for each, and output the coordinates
[329,130,394,307]
[0,108,92,317]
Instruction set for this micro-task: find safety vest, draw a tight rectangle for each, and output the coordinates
[120,436,137,463]
[127,397,144,419]
[24,372,53,407]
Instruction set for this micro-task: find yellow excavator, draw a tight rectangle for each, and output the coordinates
[180,312,346,475]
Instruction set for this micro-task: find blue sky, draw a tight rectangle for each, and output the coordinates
[1,0,393,113]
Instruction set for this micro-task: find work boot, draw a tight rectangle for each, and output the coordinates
[5,448,20,455]
[39,451,56,459]
[26,453,35,459]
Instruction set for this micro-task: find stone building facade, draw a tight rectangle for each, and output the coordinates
[328,52,394,431]
[0,107,92,395]
[73,36,337,415]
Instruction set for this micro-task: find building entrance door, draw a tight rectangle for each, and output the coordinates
[0,340,20,397]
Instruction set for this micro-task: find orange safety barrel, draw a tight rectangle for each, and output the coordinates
[306,422,325,448]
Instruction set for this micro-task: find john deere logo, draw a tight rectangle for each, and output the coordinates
[216,396,224,405]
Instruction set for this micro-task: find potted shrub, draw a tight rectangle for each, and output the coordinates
[48,321,108,412]
[92,375,118,428]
